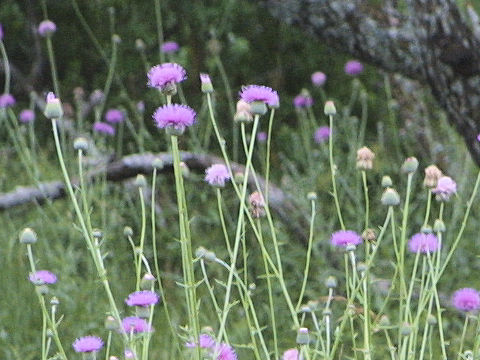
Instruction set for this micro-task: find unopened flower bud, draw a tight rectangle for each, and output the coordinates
[400,323,412,336]
[123,226,133,237]
[421,225,432,234]
[381,188,400,206]
[73,137,89,152]
[307,192,317,201]
[402,157,419,173]
[152,158,164,170]
[112,34,121,44]
[140,273,156,290]
[296,327,309,345]
[234,172,244,184]
[356,147,375,170]
[381,176,393,188]
[325,276,337,288]
[379,315,390,327]
[200,73,214,94]
[135,39,146,51]
[135,174,147,188]
[105,316,118,331]
[324,100,336,116]
[20,228,37,244]
[433,219,446,233]
[424,165,442,188]
[44,92,63,119]
[427,314,437,326]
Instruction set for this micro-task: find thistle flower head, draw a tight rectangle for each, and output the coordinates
[29,270,57,285]
[19,109,35,123]
[356,146,375,170]
[147,63,187,90]
[205,164,231,187]
[257,131,267,142]
[153,104,196,134]
[214,343,238,360]
[452,288,480,312]
[311,71,326,86]
[122,316,153,333]
[424,165,443,188]
[0,93,15,108]
[38,20,57,37]
[72,336,103,353]
[161,41,179,54]
[293,93,313,108]
[344,60,364,76]
[185,334,215,349]
[93,122,115,136]
[283,348,299,360]
[0,24,3,41]
[432,176,457,201]
[330,230,362,248]
[408,233,440,253]
[105,109,125,123]
[125,290,159,307]
[239,85,279,107]
[314,126,331,143]
[200,73,214,93]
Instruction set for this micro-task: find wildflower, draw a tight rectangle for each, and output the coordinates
[239,85,279,114]
[0,93,15,108]
[74,137,89,152]
[314,126,330,143]
[424,165,443,188]
[432,176,457,201]
[344,60,364,76]
[477,133,480,142]
[124,349,136,359]
[105,109,125,123]
[293,94,313,108]
[330,230,362,248]
[161,41,179,54]
[0,24,3,41]
[140,273,156,290]
[185,334,215,349]
[324,100,336,115]
[381,176,393,188]
[90,90,105,106]
[19,109,35,123]
[125,290,159,307]
[122,316,153,333]
[249,191,265,218]
[153,104,196,135]
[234,99,253,123]
[44,92,63,119]
[356,146,375,170]
[296,328,309,345]
[311,71,326,86]
[401,157,419,173]
[408,233,440,253]
[205,164,231,187]
[452,288,480,312]
[325,276,337,288]
[19,228,37,244]
[38,20,57,37]
[147,63,187,92]
[257,131,267,142]
[214,343,238,360]
[72,336,103,353]
[29,270,57,285]
[200,73,214,93]
[93,122,115,136]
[381,188,400,206]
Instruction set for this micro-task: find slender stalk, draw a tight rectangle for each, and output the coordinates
[216,189,232,256]
[265,109,275,203]
[0,41,11,94]
[45,37,60,98]
[457,316,470,360]
[329,114,345,229]
[154,0,165,63]
[136,187,147,291]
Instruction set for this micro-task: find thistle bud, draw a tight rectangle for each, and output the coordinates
[44,92,63,119]
[433,219,446,233]
[296,327,310,345]
[324,100,336,116]
[105,316,118,331]
[135,39,146,51]
[400,323,412,336]
[135,174,147,188]
[356,147,375,170]
[200,73,214,94]
[123,226,133,237]
[381,188,400,206]
[401,157,419,173]
[381,176,393,188]
[20,228,37,244]
[423,165,442,188]
[427,314,437,326]
[379,315,390,327]
[152,158,164,170]
[112,34,121,44]
[325,276,338,288]
[73,137,89,152]
[140,273,156,290]
[307,192,317,201]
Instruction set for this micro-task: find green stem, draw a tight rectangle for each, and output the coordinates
[45,37,60,98]
[265,109,275,203]
[329,114,345,229]
[136,187,147,291]
[154,0,165,63]
[456,315,470,360]
[0,41,11,94]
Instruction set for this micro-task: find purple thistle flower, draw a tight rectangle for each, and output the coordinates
[125,349,136,359]
[214,343,238,360]
[186,334,216,349]
[105,108,125,123]
[29,270,57,285]
[477,133,480,142]
[408,233,440,254]
[293,94,313,108]
[311,72,326,86]
[93,122,115,136]
[0,93,16,108]
[72,336,103,353]
[205,164,231,187]
[257,131,268,143]
[147,63,187,90]
[122,316,153,333]
[344,60,364,76]
[125,290,159,307]
[432,176,457,201]
[161,41,180,54]
[239,85,279,107]
[283,348,299,360]
[330,230,362,248]
[38,20,57,37]
[452,288,480,312]
[200,73,211,84]
[314,126,331,144]
[19,109,35,123]
[153,104,196,133]
[0,24,4,41]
